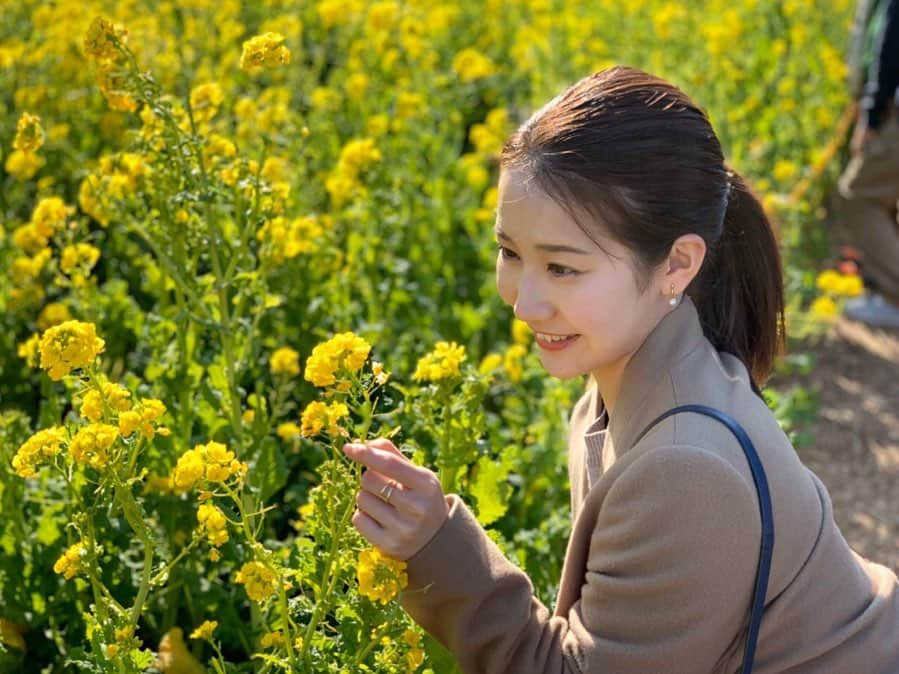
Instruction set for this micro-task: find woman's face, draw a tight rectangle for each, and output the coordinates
[494,168,668,383]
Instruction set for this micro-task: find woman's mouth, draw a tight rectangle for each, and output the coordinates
[534,332,580,351]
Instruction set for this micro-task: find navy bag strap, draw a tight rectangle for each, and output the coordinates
[633,404,774,674]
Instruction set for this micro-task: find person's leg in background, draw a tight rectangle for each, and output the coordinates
[832,105,899,327]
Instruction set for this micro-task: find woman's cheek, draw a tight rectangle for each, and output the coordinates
[495,260,517,307]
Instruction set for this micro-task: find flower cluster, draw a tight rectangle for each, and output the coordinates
[68,423,118,469]
[53,542,86,580]
[80,382,132,421]
[304,332,372,387]
[325,138,382,207]
[809,268,865,319]
[356,547,408,605]
[189,620,218,641]
[412,341,466,382]
[269,346,300,376]
[196,503,229,551]
[451,48,497,82]
[234,561,278,602]
[12,426,67,478]
[239,33,291,72]
[38,320,105,380]
[171,441,247,491]
[13,112,44,153]
[300,400,350,438]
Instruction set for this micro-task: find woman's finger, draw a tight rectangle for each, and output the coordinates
[343,443,429,491]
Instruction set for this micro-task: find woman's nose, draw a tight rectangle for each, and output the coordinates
[513,278,553,323]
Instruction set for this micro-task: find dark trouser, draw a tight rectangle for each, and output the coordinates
[832,107,899,305]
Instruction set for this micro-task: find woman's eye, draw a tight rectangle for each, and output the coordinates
[548,263,578,277]
[497,245,519,260]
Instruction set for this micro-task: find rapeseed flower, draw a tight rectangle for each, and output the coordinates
[304,332,372,387]
[17,334,41,368]
[504,344,528,383]
[30,196,73,240]
[5,150,43,180]
[68,423,118,469]
[270,347,300,375]
[13,113,44,153]
[189,620,218,641]
[60,243,101,276]
[53,542,86,580]
[300,400,350,437]
[412,341,466,382]
[277,422,301,440]
[356,547,408,604]
[196,503,229,547]
[83,17,123,61]
[38,320,105,380]
[36,302,71,330]
[171,441,246,490]
[189,83,224,123]
[512,319,531,345]
[260,630,285,648]
[451,48,496,82]
[239,33,291,72]
[809,296,839,319]
[12,426,67,478]
[234,560,278,602]
[80,382,132,422]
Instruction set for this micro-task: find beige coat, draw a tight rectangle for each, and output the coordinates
[400,298,899,673]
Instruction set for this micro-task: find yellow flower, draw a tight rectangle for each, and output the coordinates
[171,442,245,490]
[772,160,799,183]
[835,274,863,297]
[118,410,141,437]
[372,361,390,385]
[412,341,466,382]
[83,17,122,61]
[367,1,400,32]
[809,296,839,319]
[234,561,278,602]
[276,422,300,440]
[304,332,372,387]
[300,400,349,438]
[270,347,300,376]
[17,333,41,368]
[189,620,218,641]
[511,319,531,345]
[53,542,86,580]
[68,423,118,468]
[478,352,503,375]
[260,630,285,648]
[38,320,105,380]
[356,547,408,604]
[12,426,67,478]
[816,270,842,294]
[189,83,224,123]
[451,48,496,82]
[196,503,229,547]
[37,302,71,330]
[60,243,101,276]
[240,33,291,72]
[30,196,72,239]
[5,150,43,180]
[13,113,44,153]
[504,344,528,383]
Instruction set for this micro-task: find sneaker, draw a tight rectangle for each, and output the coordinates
[843,292,899,329]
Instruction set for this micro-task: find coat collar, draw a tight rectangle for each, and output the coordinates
[602,296,706,455]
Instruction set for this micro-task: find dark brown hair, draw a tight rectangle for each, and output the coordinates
[500,66,785,388]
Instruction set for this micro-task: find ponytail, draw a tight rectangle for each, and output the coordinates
[689,170,785,389]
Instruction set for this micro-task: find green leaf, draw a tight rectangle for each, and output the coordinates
[470,455,510,526]
[248,438,287,503]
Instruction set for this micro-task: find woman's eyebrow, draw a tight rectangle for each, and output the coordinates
[494,228,593,255]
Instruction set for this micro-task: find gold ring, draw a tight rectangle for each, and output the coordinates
[378,482,395,504]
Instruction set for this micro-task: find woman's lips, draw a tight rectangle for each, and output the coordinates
[534,334,580,351]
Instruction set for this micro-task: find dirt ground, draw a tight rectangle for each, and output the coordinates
[781,318,899,575]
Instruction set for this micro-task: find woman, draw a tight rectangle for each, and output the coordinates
[343,67,899,673]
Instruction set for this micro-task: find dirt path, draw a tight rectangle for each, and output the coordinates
[782,318,899,574]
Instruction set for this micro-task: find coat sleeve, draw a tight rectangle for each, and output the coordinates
[400,445,762,674]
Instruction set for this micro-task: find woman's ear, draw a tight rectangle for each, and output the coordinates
[661,234,706,297]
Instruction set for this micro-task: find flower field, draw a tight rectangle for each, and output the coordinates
[0,0,862,671]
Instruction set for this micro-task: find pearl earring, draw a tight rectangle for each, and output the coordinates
[668,284,678,307]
